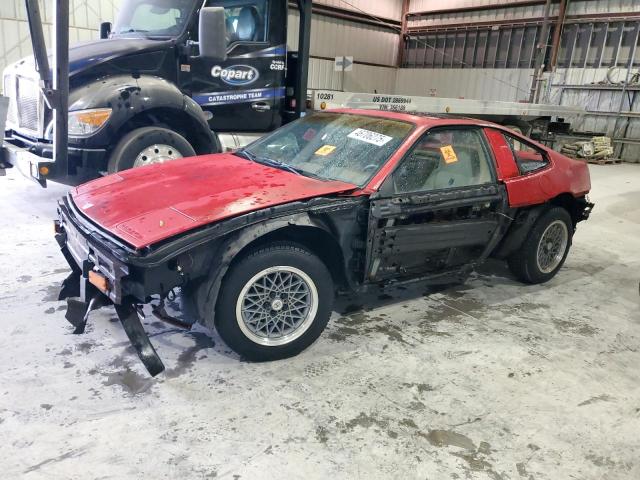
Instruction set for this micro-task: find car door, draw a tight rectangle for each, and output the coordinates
[365,126,509,283]
[188,0,287,132]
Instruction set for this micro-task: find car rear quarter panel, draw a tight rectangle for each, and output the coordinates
[484,128,591,208]
[503,151,591,208]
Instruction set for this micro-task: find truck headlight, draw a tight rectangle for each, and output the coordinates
[68,108,112,136]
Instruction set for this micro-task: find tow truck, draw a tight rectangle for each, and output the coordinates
[0,0,312,186]
[0,0,584,188]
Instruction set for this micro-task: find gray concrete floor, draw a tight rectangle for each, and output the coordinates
[0,164,638,480]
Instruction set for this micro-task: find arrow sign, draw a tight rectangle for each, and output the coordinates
[334,56,353,72]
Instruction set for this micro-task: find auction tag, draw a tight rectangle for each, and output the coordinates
[440,145,458,164]
[315,145,337,156]
[347,128,393,146]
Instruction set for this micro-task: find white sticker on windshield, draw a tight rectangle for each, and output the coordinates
[347,128,393,147]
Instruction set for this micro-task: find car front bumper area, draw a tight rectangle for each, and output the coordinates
[55,197,166,376]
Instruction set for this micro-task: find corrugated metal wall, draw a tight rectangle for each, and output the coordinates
[408,2,549,29]
[395,68,534,101]
[288,8,399,93]
[0,0,121,77]
[544,68,640,162]
[317,0,402,21]
[410,0,538,13]
[409,0,640,15]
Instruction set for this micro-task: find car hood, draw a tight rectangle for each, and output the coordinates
[70,153,358,249]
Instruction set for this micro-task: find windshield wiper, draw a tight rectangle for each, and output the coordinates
[235,149,302,176]
[234,148,257,162]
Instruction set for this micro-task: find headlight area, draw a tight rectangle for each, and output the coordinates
[67,108,112,137]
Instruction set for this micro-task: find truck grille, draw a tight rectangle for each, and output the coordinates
[17,77,41,133]
[3,74,44,136]
[3,74,18,127]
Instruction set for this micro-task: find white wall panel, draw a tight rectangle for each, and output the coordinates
[288,10,399,66]
[307,57,397,92]
[316,0,403,21]
[567,0,640,15]
[0,0,121,80]
[395,68,534,102]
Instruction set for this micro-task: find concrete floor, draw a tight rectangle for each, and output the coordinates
[0,164,638,480]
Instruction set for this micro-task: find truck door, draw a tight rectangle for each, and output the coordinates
[366,127,508,282]
[189,0,287,133]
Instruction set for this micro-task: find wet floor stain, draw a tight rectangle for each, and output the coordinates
[40,284,62,303]
[164,331,215,379]
[553,318,599,336]
[578,394,613,407]
[103,365,154,395]
[23,448,87,474]
[426,429,476,450]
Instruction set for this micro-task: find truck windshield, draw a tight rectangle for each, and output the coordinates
[240,113,414,187]
[113,0,197,38]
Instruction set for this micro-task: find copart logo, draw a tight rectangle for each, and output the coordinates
[211,65,259,86]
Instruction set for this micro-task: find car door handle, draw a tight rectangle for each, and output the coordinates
[251,102,271,112]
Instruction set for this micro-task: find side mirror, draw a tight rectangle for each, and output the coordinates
[198,7,227,61]
[100,22,112,39]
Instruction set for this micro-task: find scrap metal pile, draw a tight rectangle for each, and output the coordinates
[561,136,617,164]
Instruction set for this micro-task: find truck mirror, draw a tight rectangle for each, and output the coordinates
[100,22,111,39]
[198,7,227,61]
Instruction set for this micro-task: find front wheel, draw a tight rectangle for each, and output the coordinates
[107,126,196,173]
[508,207,573,284]
[215,242,334,361]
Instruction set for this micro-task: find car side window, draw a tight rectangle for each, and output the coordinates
[392,128,495,194]
[501,132,549,175]
[209,0,268,46]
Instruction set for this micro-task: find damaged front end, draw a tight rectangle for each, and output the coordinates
[55,197,184,377]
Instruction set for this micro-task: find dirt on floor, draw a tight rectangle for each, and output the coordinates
[0,164,638,479]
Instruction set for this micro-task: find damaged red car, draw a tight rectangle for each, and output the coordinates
[55,110,593,375]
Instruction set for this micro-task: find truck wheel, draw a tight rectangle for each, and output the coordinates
[107,126,196,173]
[215,242,334,361]
[507,207,573,284]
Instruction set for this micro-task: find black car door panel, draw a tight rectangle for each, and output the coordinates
[366,127,508,283]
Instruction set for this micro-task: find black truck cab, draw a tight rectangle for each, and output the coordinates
[1,0,303,186]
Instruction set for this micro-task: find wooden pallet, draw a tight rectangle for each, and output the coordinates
[586,157,622,165]
[561,153,623,165]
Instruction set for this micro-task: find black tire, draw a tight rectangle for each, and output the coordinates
[107,126,196,173]
[507,207,573,284]
[215,242,334,361]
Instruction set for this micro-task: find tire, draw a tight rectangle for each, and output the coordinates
[507,207,573,284]
[107,126,196,173]
[215,242,334,361]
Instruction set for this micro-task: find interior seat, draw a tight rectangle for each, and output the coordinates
[236,6,262,42]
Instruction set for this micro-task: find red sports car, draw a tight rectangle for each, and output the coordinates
[55,110,593,375]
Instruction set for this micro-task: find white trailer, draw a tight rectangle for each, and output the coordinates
[308,90,585,141]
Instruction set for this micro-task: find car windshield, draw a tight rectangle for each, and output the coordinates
[240,113,414,187]
[112,0,197,38]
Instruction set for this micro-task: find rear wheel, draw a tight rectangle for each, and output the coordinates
[508,207,573,284]
[215,242,334,361]
[107,126,196,173]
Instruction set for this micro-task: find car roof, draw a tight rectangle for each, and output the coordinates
[327,108,502,129]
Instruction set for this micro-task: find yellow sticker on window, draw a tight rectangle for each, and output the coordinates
[315,145,337,156]
[440,145,458,164]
